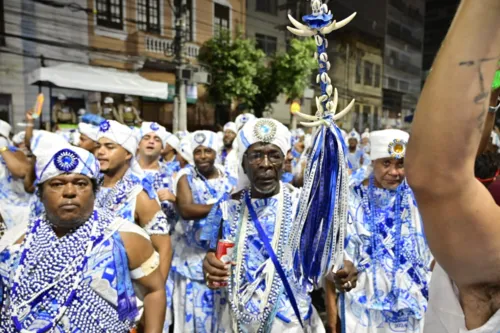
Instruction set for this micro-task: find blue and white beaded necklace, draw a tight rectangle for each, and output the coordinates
[9,211,104,332]
[360,176,410,300]
[227,185,293,333]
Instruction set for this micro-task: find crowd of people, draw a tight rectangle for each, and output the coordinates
[1,0,500,332]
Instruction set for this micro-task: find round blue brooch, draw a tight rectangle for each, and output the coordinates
[99,120,110,133]
[194,132,206,144]
[253,119,277,143]
[54,149,80,172]
[388,139,407,159]
[150,122,160,131]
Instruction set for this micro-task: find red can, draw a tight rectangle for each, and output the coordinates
[216,239,235,264]
[215,239,235,287]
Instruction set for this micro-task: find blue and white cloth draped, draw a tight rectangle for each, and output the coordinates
[341,179,433,333]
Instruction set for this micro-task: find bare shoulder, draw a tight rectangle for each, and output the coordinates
[119,230,155,269]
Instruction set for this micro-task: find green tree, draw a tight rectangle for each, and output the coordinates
[198,30,265,124]
[248,38,317,117]
[199,32,317,120]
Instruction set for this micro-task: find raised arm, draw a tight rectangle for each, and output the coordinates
[175,175,213,220]
[406,0,500,286]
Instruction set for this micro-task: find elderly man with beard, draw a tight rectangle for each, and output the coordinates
[0,144,166,332]
[203,118,334,332]
[95,120,172,282]
[329,129,433,333]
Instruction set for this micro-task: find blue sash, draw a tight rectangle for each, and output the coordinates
[244,193,304,328]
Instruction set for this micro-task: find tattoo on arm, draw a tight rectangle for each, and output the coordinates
[459,56,500,132]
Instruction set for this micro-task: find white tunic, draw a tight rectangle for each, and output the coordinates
[424,263,500,333]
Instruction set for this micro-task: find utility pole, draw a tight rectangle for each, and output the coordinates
[173,0,188,132]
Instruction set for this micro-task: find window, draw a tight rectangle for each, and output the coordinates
[388,77,398,89]
[256,0,277,15]
[399,80,409,91]
[400,53,410,65]
[362,105,371,130]
[0,0,4,46]
[373,107,379,130]
[137,0,160,34]
[96,0,123,30]
[355,56,362,84]
[214,3,230,36]
[364,61,373,86]
[174,0,193,41]
[374,65,381,88]
[0,94,11,124]
[255,34,277,56]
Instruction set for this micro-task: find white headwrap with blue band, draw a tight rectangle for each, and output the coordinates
[98,120,138,156]
[78,123,99,142]
[140,122,169,148]
[236,118,291,191]
[190,130,220,153]
[35,145,100,184]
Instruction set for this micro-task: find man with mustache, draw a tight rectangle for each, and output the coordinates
[330,129,433,333]
[0,144,166,331]
[203,118,332,332]
[95,120,172,282]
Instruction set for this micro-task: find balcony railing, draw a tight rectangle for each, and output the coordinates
[384,56,421,76]
[145,35,200,58]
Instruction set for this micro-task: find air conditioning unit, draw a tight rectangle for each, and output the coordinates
[193,71,212,84]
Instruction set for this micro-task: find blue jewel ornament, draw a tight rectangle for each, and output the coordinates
[99,120,110,132]
[150,122,160,131]
[194,132,206,144]
[54,149,79,172]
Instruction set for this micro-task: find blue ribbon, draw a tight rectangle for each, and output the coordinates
[244,193,304,328]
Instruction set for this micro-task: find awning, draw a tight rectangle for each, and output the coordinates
[28,63,168,99]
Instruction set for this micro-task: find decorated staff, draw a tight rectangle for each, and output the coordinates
[286,0,356,288]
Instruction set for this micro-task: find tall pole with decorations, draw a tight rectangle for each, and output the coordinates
[286,0,357,289]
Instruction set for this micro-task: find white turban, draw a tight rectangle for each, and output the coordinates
[35,145,100,184]
[165,133,180,151]
[140,122,169,148]
[191,130,220,153]
[104,96,114,104]
[178,136,194,165]
[370,129,410,161]
[361,130,370,140]
[78,123,99,142]
[235,113,256,130]
[348,129,360,142]
[236,118,291,191]
[97,120,138,156]
[31,130,70,157]
[0,119,11,140]
[224,121,237,134]
[12,131,25,145]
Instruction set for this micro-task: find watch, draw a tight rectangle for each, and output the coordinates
[489,97,500,114]
[0,146,8,153]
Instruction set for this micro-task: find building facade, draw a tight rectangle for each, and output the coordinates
[383,0,425,129]
[0,0,90,131]
[88,0,246,130]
